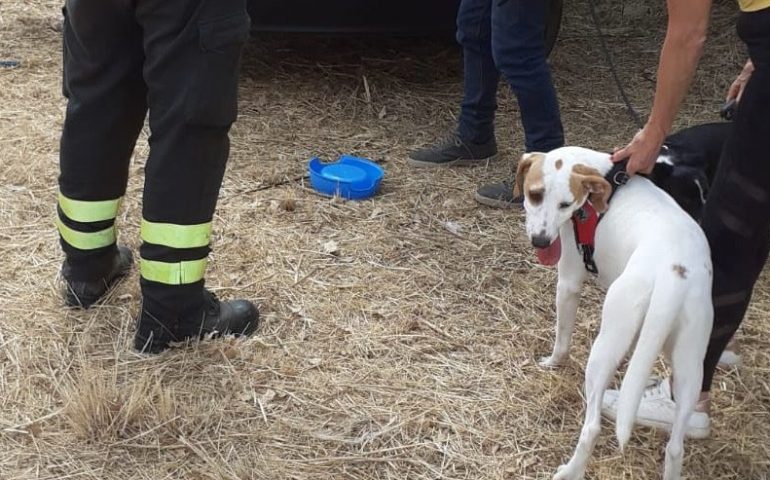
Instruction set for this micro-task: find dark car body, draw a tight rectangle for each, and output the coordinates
[247,0,461,33]
[246,0,563,56]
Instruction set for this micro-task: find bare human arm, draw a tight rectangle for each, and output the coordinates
[611,0,713,175]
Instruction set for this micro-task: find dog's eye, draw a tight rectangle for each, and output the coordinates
[558,201,572,210]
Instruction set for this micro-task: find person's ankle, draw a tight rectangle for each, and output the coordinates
[457,128,493,146]
[695,392,711,414]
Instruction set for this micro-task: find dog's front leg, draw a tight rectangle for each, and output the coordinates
[540,275,583,368]
[540,234,586,368]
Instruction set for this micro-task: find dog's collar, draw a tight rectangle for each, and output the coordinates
[570,158,631,274]
[605,158,630,203]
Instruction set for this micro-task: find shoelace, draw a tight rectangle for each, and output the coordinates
[435,132,463,149]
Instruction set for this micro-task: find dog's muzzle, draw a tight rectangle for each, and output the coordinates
[531,234,552,249]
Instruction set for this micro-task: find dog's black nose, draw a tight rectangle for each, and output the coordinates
[531,234,551,248]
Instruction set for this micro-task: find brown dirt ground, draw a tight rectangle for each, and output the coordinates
[1,0,768,479]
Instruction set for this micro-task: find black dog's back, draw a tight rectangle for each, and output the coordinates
[661,122,730,180]
[648,122,731,221]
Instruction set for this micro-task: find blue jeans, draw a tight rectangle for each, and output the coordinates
[456,0,564,152]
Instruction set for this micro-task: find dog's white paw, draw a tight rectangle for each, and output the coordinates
[553,464,584,480]
[539,355,567,369]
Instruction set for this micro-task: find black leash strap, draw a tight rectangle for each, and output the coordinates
[720,98,737,121]
[587,0,645,130]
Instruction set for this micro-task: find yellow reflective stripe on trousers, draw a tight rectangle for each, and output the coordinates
[58,193,120,223]
[140,258,207,285]
[140,220,212,249]
[56,217,116,250]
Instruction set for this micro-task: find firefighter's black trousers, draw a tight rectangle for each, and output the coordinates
[57,0,250,319]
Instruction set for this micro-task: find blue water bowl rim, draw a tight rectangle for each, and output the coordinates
[308,155,384,199]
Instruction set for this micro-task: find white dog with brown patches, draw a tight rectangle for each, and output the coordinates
[515,147,713,480]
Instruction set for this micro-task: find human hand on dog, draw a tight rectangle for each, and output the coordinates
[727,59,754,104]
[611,123,666,175]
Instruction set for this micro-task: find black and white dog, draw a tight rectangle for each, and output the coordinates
[649,122,729,221]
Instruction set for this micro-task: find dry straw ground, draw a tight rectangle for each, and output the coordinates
[1,0,768,479]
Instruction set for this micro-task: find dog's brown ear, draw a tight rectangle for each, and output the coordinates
[571,164,612,213]
[582,176,612,213]
[514,152,545,198]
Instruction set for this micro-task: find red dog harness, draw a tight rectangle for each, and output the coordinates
[570,159,630,274]
[571,202,601,274]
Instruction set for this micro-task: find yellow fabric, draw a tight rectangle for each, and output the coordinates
[58,193,120,223]
[738,0,770,12]
[140,220,212,249]
[140,258,207,285]
[56,217,116,250]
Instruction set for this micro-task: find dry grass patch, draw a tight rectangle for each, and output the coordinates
[1,0,768,479]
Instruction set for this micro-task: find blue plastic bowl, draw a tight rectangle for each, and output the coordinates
[308,155,384,200]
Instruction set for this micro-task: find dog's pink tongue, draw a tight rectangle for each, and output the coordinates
[536,237,562,266]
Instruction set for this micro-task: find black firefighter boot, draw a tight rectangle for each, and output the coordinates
[62,245,133,308]
[134,289,259,354]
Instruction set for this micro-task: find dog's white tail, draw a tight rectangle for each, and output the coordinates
[615,272,687,450]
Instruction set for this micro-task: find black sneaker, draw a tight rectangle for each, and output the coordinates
[474,180,523,209]
[63,246,133,308]
[408,132,498,167]
[134,290,259,354]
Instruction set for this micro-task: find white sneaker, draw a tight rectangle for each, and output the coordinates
[601,377,711,439]
[718,349,741,368]
[718,338,741,368]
